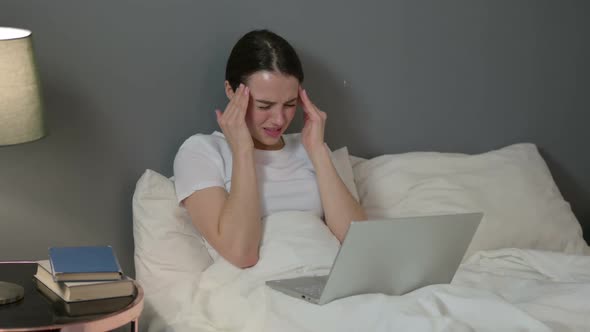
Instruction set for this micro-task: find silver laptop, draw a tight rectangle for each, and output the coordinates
[266,212,483,305]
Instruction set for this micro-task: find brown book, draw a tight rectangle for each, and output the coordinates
[33,278,134,317]
[34,260,135,302]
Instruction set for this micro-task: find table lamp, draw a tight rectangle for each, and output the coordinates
[0,27,46,305]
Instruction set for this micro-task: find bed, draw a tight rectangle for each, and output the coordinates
[132,143,590,332]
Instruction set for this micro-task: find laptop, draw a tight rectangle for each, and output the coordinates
[265,212,483,305]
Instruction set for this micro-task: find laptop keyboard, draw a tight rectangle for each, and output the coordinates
[294,280,327,298]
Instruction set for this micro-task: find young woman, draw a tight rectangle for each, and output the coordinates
[173,30,366,268]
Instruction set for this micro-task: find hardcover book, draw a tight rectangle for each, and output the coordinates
[33,278,134,317]
[48,245,123,281]
[34,260,134,302]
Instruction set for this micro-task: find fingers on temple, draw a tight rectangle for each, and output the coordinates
[230,84,248,118]
[231,84,244,108]
[238,85,249,115]
[226,84,245,120]
[300,88,321,118]
[298,88,311,114]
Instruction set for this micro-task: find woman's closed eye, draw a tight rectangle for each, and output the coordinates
[257,104,296,110]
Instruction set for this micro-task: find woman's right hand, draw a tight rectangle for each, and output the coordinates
[215,83,254,154]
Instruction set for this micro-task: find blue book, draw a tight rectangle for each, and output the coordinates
[48,246,123,282]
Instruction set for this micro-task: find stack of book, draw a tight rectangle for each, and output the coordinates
[33,246,135,307]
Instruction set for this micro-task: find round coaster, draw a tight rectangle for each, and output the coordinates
[0,281,24,305]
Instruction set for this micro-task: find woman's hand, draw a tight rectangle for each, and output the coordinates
[299,86,328,159]
[215,83,254,154]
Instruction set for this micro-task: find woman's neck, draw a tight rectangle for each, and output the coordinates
[253,136,285,151]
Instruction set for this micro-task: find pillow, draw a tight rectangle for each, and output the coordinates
[330,146,360,202]
[349,155,367,168]
[353,143,589,260]
[132,169,212,330]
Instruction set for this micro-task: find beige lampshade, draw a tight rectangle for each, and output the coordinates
[0,27,46,146]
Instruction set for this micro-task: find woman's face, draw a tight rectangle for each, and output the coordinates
[231,71,299,150]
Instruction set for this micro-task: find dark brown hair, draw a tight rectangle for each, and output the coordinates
[225,29,304,91]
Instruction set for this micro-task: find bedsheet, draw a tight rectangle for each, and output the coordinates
[160,211,590,332]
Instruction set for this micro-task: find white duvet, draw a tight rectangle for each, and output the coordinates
[162,211,590,332]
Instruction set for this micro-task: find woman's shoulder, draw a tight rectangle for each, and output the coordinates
[179,131,227,151]
[176,131,231,161]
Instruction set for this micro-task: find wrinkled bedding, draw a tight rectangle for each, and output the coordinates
[160,211,590,332]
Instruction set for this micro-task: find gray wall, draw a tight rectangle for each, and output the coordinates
[1,1,588,277]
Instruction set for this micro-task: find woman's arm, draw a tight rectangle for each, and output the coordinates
[183,149,261,268]
[184,84,262,268]
[299,87,367,242]
[310,144,367,242]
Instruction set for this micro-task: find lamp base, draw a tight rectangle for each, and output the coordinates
[0,281,24,305]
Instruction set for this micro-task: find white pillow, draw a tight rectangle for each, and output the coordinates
[330,146,360,202]
[349,155,367,168]
[132,169,212,330]
[353,143,589,259]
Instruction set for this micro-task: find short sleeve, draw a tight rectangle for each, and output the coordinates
[173,135,226,203]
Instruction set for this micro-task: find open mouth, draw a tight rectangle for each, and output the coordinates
[263,127,282,138]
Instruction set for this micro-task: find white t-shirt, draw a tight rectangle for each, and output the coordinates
[173,131,323,218]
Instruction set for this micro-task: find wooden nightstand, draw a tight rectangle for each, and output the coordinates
[0,262,144,332]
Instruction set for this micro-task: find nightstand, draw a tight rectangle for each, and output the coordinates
[0,262,144,332]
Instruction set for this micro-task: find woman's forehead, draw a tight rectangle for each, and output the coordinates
[247,71,299,100]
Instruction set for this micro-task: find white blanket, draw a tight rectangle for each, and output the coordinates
[166,211,590,332]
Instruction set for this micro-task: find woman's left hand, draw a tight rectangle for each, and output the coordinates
[299,86,328,159]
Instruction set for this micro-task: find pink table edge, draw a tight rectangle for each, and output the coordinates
[0,261,145,332]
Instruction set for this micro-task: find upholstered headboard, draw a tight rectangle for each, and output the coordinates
[1,0,588,276]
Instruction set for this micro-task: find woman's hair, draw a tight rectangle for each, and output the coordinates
[225,29,304,91]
